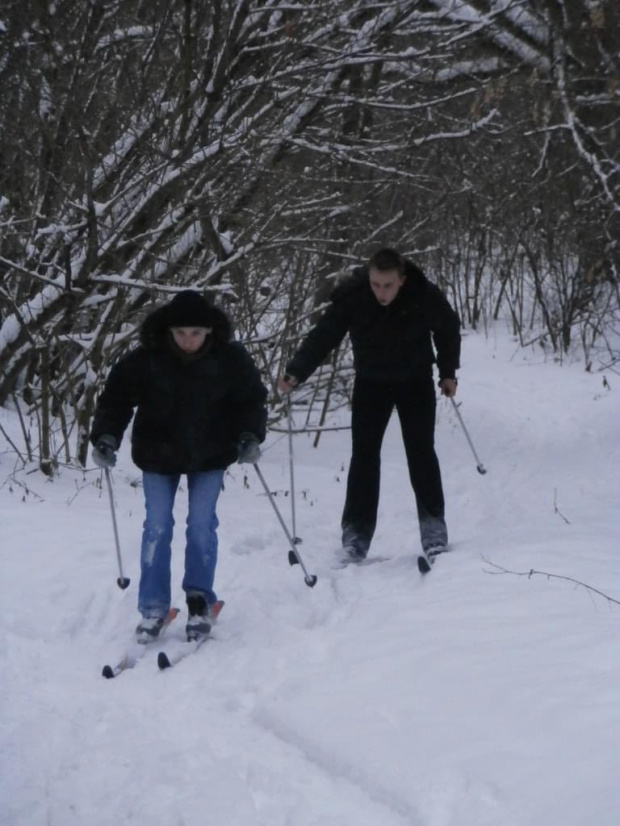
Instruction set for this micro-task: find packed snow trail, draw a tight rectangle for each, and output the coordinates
[2,329,619,826]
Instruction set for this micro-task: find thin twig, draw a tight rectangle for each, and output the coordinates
[11,393,33,462]
[0,423,26,466]
[553,488,571,524]
[270,424,351,434]
[482,556,620,606]
[0,471,45,501]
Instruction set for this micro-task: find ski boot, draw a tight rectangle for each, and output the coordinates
[186,594,212,642]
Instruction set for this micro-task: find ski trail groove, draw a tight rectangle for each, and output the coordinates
[254,707,423,825]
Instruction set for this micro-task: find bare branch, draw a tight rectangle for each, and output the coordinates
[482,556,620,607]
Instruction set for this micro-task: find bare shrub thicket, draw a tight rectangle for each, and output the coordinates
[0,0,618,472]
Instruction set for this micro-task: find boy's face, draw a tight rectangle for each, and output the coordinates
[170,327,209,353]
[368,267,406,306]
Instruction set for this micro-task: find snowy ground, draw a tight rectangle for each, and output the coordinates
[1,326,619,826]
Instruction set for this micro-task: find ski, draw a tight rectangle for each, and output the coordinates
[157,638,206,670]
[158,600,224,671]
[417,547,448,574]
[101,607,180,679]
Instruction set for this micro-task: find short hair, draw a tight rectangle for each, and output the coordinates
[368,248,405,274]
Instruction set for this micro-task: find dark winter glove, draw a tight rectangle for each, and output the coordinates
[92,434,118,469]
[438,377,458,398]
[237,432,261,464]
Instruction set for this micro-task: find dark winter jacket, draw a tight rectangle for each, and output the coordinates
[286,261,461,384]
[90,303,267,474]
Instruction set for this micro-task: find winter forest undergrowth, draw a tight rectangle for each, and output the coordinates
[1,0,619,471]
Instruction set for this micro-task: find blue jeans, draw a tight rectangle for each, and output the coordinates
[138,470,224,618]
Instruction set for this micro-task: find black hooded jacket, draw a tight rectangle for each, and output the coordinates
[286,261,461,384]
[90,302,267,474]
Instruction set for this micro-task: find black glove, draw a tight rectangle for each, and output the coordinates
[237,432,261,464]
[92,434,118,469]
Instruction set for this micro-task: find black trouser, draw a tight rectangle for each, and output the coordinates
[341,375,447,554]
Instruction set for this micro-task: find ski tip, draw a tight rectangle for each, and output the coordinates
[157,652,172,670]
[102,665,115,679]
[417,555,433,574]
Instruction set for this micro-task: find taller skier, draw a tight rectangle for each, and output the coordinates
[278,248,461,567]
[91,290,267,642]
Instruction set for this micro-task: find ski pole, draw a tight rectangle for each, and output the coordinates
[253,463,317,588]
[450,398,487,475]
[104,468,131,589]
[286,396,302,546]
